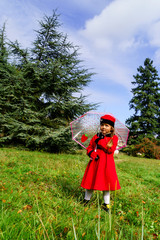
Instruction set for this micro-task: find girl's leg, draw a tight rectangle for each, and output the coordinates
[102,191,110,212]
[103,191,110,204]
[84,189,93,200]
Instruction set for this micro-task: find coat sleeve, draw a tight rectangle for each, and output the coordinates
[86,135,97,157]
[107,135,118,154]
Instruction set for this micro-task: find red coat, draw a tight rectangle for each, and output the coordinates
[81,133,121,191]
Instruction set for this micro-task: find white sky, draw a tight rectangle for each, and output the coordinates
[1,0,160,123]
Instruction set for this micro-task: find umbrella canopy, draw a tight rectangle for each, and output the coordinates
[70,111,129,150]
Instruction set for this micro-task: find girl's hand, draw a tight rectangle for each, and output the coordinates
[90,151,99,160]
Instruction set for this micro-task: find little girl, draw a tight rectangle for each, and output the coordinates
[81,114,121,212]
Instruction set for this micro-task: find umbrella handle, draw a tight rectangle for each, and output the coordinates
[94,145,99,161]
[95,155,99,161]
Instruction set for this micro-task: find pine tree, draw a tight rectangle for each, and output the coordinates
[0,26,43,146]
[31,11,95,123]
[0,24,19,141]
[126,58,160,143]
[0,11,97,152]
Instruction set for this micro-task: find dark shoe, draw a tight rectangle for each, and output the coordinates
[83,199,90,206]
[102,203,110,213]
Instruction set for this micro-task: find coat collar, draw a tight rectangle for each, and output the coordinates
[97,132,111,138]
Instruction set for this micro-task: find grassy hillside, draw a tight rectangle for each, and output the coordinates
[0,148,160,239]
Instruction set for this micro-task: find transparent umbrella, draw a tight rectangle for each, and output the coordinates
[70,111,129,150]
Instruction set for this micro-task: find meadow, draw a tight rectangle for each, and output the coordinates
[0,148,160,239]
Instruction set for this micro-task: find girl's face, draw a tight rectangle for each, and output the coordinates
[100,123,112,136]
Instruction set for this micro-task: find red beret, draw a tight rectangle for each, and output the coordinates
[100,114,115,127]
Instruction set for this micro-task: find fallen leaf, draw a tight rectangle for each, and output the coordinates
[2,199,6,203]
[26,171,36,175]
[17,209,22,214]
[23,205,32,210]
[1,186,7,191]
[64,227,69,233]
[153,233,158,239]
[153,233,158,237]
[59,233,63,238]
[82,232,86,237]
[84,207,88,212]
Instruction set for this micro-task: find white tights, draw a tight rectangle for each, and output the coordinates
[84,189,110,204]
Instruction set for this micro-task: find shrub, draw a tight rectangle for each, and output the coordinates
[120,145,137,156]
[154,145,160,159]
[134,138,160,159]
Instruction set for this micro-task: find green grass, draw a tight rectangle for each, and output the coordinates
[0,148,160,239]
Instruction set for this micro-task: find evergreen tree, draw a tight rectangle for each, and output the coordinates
[31,11,95,123]
[0,24,18,141]
[0,26,43,146]
[0,11,97,152]
[0,23,8,64]
[126,58,160,143]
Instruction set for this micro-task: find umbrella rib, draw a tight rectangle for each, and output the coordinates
[74,130,82,139]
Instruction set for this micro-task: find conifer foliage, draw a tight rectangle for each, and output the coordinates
[126,58,160,144]
[0,11,96,152]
